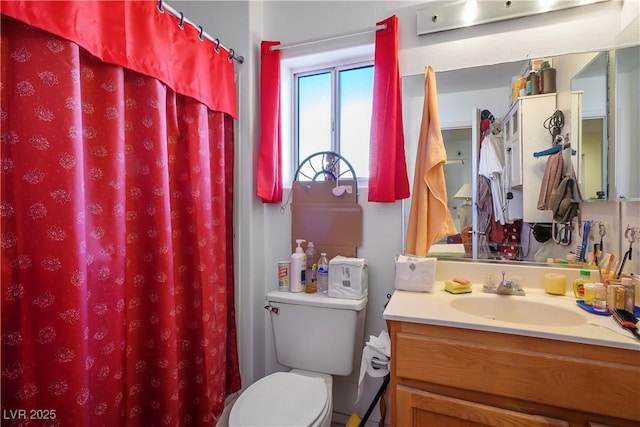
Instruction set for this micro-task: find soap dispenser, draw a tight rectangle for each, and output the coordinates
[290,239,306,293]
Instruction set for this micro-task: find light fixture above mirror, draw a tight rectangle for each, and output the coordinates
[417,0,609,35]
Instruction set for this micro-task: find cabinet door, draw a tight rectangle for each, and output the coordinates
[396,385,568,427]
[520,94,557,223]
[503,101,523,188]
[505,133,522,187]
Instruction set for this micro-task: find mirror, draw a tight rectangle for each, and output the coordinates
[571,51,609,200]
[614,45,640,201]
[402,50,620,262]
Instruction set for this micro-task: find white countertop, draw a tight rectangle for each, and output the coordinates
[383,283,640,351]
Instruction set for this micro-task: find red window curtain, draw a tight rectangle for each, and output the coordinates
[256,41,283,203]
[368,15,410,202]
[1,10,240,427]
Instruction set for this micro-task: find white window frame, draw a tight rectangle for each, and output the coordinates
[280,44,374,187]
[293,61,373,184]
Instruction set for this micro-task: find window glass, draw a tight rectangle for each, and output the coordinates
[339,66,373,178]
[294,64,373,181]
[297,72,332,164]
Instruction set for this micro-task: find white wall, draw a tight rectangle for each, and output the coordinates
[170,0,639,424]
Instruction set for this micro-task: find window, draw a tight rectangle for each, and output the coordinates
[294,63,374,180]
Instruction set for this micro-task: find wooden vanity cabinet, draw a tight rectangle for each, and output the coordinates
[388,321,640,427]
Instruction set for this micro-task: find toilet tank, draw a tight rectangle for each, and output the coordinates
[266,290,367,376]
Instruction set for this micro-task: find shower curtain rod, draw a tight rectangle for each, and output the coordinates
[270,24,386,51]
[158,1,245,64]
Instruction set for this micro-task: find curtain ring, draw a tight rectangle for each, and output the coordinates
[157,0,164,13]
[198,26,204,41]
[228,49,235,63]
[178,12,185,29]
[214,38,220,53]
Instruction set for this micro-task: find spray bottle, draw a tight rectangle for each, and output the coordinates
[290,239,306,293]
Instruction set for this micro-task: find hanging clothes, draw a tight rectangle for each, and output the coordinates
[478,132,509,225]
[475,176,493,259]
[537,150,564,210]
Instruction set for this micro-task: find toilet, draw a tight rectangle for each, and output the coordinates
[229,290,367,427]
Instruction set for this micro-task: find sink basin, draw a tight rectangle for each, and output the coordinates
[450,297,587,327]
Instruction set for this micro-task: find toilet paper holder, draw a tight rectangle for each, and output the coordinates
[355,293,392,427]
[371,358,389,370]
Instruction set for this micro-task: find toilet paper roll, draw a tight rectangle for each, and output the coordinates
[356,331,390,403]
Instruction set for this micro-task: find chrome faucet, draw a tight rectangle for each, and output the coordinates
[496,271,515,295]
[483,271,525,296]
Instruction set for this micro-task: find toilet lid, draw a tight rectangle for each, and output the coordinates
[229,372,328,427]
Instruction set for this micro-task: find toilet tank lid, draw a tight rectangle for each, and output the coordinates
[266,291,367,311]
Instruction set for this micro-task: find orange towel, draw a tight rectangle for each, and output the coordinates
[405,66,457,256]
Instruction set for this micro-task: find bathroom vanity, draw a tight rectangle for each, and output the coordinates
[384,287,640,426]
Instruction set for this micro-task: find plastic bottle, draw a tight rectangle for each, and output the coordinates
[305,242,317,290]
[583,283,595,305]
[290,239,306,293]
[528,72,540,95]
[305,263,318,294]
[622,277,635,312]
[511,76,519,101]
[573,269,591,299]
[317,253,329,294]
[541,62,556,94]
[592,282,607,312]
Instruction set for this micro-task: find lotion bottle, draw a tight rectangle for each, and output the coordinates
[290,239,306,293]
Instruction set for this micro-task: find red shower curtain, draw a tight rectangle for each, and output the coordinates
[1,8,240,427]
[368,15,410,202]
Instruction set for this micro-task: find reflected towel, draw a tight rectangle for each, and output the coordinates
[405,66,457,256]
[537,151,563,210]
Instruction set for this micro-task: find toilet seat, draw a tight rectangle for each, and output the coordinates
[229,371,329,427]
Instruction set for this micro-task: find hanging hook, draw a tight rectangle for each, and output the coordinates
[264,305,279,315]
[178,12,185,29]
[214,38,221,53]
[157,0,164,13]
[625,225,638,259]
[616,225,638,278]
[552,220,572,246]
[598,222,606,254]
[198,26,204,40]
[228,49,235,63]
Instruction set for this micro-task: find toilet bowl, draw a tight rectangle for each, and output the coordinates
[228,369,332,427]
[227,291,366,427]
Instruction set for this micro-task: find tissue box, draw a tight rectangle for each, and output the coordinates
[394,255,436,292]
[328,256,368,300]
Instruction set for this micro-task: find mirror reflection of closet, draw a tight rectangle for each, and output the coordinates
[570,51,608,200]
[416,61,525,258]
[443,128,472,255]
